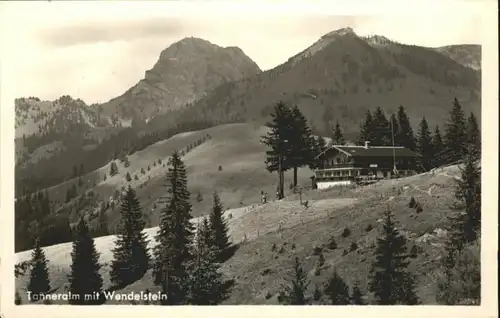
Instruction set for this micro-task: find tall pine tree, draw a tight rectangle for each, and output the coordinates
[208,191,231,261]
[110,186,150,287]
[443,98,467,164]
[432,125,444,168]
[278,257,310,305]
[416,117,433,171]
[68,217,103,305]
[187,218,229,304]
[445,151,481,258]
[323,270,350,305]
[27,239,51,300]
[351,280,366,305]
[466,112,481,160]
[369,209,419,305]
[331,121,346,145]
[153,151,194,305]
[372,107,391,146]
[288,106,315,186]
[356,110,375,145]
[261,101,294,198]
[395,105,416,151]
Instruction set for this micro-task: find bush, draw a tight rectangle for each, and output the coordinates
[409,245,419,258]
[265,292,272,300]
[327,236,337,250]
[342,249,348,256]
[415,203,423,213]
[318,253,325,266]
[313,285,322,301]
[365,224,373,232]
[349,242,358,252]
[409,196,416,208]
[341,227,351,238]
[218,165,223,171]
[312,245,323,255]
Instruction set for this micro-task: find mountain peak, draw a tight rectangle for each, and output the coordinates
[322,27,357,38]
[362,34,395,46]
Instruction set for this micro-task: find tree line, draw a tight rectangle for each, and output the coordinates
[19,151,233,305]
[261,98,480,197]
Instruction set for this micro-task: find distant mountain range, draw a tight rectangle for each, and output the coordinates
[15,27,481,194]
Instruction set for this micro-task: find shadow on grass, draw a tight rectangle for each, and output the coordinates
[220,243,240,263]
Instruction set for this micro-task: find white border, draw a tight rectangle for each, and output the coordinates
[1,1,498,317]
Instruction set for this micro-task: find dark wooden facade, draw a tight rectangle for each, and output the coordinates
[314,143,418,187]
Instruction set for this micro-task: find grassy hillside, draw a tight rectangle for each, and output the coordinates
[15,164,464,304]
[16,123,314,251]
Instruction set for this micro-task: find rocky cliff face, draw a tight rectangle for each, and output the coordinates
[99,37,261,122]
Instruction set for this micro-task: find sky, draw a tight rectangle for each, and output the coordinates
[0,0,490,105]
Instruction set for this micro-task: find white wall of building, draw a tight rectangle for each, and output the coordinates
[317,180,353,189]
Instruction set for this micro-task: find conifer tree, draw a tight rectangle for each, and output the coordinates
[288,106,315,186]
[153,151,194,305]
[416,117,433,171]
[331,121,346,145]
[125,172,132,182]
[110,186,150,287]
[369,209,419,305]
[27,239,51,300]
[68,218,103,305]
[432,125,444,168]
[187,218,229,305]
[443,98,467,164]
[351,280,366,305]
[445,151,481,258]
[209,191,231,261]
[261,101,294,198]
[323,270,350,305]
[109,161,118,176]
[356,110,375,145]
[466,112,481,160]
[278,257,310,305]
[395,105,416,151]
[372,107,392,146]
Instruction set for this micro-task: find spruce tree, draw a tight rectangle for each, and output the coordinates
[416,117,433,171]
[356,110,375,145]
[208,191,231,261]
[125,172,132,182]
[288,106,315,186]
[445,151,481,257]
[109,161,118,176]
[443,98,467,164]
[68,217,103,305]
[188,218,229,305]
[372,107,392,146]
[432,125,444,168]
[110,186,150,287]
[324,270,350,305]
[466,112,481,160]
[395,105,416,151]
[27,239,51,300]
[261,101,294,198]
[278,257,310,305]
[153,151,194,305]
[351,280,366,305]
[332,121,346,145]
[368,209,419,305]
